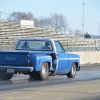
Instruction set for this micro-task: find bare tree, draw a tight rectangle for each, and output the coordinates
[34,13,68,31]
[8,12,68,31]
[8,12,34,23]
[34,17,49,27]
[74,29,81,35]
[49,13,68,31]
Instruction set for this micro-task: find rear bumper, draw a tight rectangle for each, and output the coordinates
[0,66,33,72]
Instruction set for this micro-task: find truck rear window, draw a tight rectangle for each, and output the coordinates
[16,40,52,51]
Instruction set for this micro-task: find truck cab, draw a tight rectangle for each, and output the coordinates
[0,38,80,80]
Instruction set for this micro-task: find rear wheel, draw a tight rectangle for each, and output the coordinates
[29,62,49,80]
[0,71,13,80]
[67,63,76,78]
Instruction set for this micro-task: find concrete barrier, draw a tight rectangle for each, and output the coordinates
[69,51,100,64]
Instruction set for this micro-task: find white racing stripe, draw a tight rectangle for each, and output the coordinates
[58,58,79,60]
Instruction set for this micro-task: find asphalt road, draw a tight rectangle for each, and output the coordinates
[0,66,100,100]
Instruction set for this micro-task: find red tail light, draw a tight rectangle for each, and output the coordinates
[29,62,33,67]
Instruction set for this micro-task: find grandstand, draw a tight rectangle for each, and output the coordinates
[0,19,69,50]
[0,19,100,52]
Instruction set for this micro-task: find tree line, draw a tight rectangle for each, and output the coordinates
[8,12,91,38]
[8,12,68,32]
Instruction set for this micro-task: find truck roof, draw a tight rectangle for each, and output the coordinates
[18,38,54,41]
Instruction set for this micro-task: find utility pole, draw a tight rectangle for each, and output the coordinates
[82,3,85,39]
[99,23,100,35]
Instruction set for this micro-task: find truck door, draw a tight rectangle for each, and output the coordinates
[54,41,69,73]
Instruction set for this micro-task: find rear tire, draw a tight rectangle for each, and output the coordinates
[67,63,76,78]
[0,71,13,80]
[29,62,49,80]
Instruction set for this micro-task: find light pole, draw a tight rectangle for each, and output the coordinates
[82,3,85,39]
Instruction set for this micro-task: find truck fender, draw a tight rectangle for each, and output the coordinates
[35,56,52,71]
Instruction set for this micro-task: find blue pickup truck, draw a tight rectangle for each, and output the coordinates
[0,38,80,80]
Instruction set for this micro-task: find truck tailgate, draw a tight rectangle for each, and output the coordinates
[0,52,29,66]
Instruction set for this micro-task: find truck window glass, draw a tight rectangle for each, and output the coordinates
[54,41,64,53]
[16,40,52,51]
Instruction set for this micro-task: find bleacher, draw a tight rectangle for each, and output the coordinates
[0,19,100,52]
[0,19,68,46]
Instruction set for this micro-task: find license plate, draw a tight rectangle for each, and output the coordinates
[7,69,15,73]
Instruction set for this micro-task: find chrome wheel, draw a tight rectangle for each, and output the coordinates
[40,63,49,80]
[72,64,76,76]
[67,63,76,78]
[42,64,47,76]
[29,62,49,80]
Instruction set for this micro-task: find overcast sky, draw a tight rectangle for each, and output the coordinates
[0,0,100,35]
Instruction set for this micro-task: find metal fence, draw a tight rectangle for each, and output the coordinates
[0,39,100,52]
[64,39,100,52]
[64,46,100,52]
[0,45,14,52]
